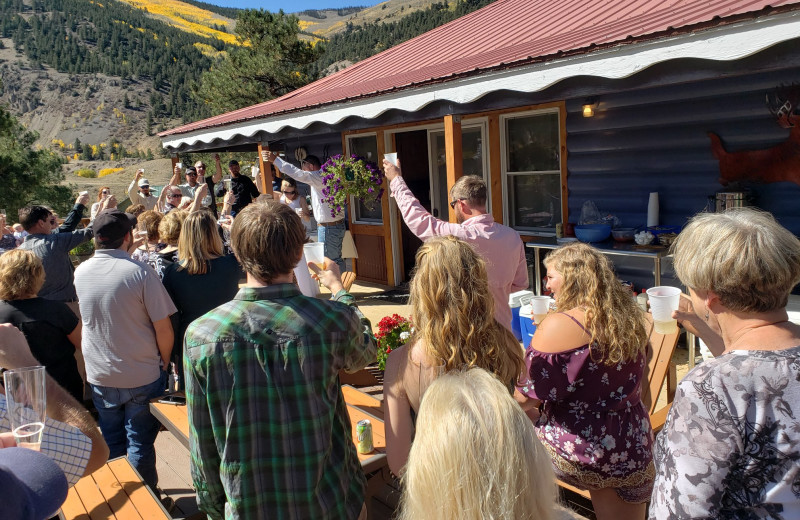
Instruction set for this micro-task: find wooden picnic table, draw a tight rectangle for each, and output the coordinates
[59,456,171,520]
[149,385,388,472]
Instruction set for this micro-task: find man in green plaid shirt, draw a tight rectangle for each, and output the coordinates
[184,201,377,519]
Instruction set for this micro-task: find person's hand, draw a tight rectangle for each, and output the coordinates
[0,432,16,449]
[309,258,344,293]
[214,153,221,162]
[260,150,278,163]
[76,192,90,207]
[105,195,118,209]
[0,323,38,369]
[194,183,209,200]
[224,190,235,205]
[174,164,182,176]
[129,230,146,251]
[135,169,144,180]
[383,158,402,182]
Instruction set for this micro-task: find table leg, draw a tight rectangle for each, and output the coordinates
[687,331,696,370]
[534,247,542,296]
[654,256,662,287]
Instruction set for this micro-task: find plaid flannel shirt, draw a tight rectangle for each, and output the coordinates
[184,284,377,520]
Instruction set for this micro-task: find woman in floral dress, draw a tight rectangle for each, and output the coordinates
[650,208,800,519]
[517,242,653,519]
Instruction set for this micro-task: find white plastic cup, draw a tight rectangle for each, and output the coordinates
[531,296,553,325]
[646,286,682,334]
[303,242,325,270]
[384,153,398,167]
[3,366,47,451]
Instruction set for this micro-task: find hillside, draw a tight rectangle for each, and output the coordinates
[0,0,491,194]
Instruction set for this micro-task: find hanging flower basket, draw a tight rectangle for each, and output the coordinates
[375,314,412,371]
[320,155,384,219]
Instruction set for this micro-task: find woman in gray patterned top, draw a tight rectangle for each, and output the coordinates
[650,208,800,519]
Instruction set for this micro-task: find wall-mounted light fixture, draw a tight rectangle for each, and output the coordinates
[582,97,598,118]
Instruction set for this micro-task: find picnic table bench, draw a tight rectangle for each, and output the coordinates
[59,456,171,520]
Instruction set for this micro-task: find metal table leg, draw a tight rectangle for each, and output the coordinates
[654,256,662,287]
[534,247,542,296]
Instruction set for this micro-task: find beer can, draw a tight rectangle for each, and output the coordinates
[555,223,564,238]
[356,419,373,454]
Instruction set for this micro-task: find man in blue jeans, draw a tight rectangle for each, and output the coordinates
[74,209,176,491]
[262,152,347,271]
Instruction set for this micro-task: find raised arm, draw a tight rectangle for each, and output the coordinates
[212,154,223,184]
[128,169,144,202]
[188,183,209,214]
[384,160,461,240]
[57,193,90,233]
[263,152,324,189]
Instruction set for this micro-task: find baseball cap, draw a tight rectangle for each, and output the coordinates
[0,447,69,520]
[93,209,137,244]
[138,178,150,187]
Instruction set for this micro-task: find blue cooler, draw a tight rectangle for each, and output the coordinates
[519,303,537,345]
[508,290,534,341]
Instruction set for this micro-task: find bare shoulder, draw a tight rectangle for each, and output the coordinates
[530,311,590,354]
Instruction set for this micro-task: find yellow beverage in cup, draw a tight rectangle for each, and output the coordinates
[533,313,547,325]
[654,319,678,335]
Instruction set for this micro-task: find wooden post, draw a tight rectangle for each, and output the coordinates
[256,143,274,198]
[376,129,395,287]
[488,114,504,224]
[444,114,463,223]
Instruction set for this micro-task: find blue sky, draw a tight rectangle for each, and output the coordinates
[204,1,384,11]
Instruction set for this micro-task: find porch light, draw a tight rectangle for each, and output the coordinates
[582,97,598,117]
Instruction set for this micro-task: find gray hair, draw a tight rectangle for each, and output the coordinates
[671,208,800,312]
[449,175,487,208]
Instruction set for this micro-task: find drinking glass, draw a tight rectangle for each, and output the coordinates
[646,286,682,334]
[3,366,47,451]
[531,296,553,325]
[303,242,325,270]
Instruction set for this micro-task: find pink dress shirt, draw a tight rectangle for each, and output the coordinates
[390,177,528,329]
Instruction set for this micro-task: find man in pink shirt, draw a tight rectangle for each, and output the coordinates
[383,159,528,331]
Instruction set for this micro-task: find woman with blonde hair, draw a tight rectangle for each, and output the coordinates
[90,186,114,221]
[650,208,800,518]
[0,250,84,402]
[162,209,241,388]
[384,235,524,476]
[517,242,652,519]
[399,368,577,520]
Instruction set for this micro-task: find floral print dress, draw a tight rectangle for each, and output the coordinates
[517,313,655,502]
[650,346,800,519]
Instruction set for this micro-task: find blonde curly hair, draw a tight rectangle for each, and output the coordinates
[409,236,523,386]
[544,243,647,365]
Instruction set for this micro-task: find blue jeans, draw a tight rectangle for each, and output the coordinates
[91,371,167,489]
[318,221,346,272]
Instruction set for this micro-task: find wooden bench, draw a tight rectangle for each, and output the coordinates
[557,313,681,502]
[342,384,384,420]
[59,456,171,520]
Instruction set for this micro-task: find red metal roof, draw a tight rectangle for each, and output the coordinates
[162,0,800,137]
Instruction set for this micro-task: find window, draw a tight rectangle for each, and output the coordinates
[501,109,562,233]
[346,134,382,223]
[429,124,488,217]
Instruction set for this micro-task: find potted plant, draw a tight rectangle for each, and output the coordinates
[375,314,412,371]
[320,155,384,218]
[69,240,95,265]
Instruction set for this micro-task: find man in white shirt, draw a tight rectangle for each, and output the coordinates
[262,152,346,272]
[74,209,176,491]
[127,169,158,211]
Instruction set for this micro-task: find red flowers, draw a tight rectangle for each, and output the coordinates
[375,314,412,370]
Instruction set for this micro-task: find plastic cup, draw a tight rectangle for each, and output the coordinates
[384,153,398,166]
[303,242,325,270]
[3,366,47,451]
[531,296,553,325]
[646,286,682,334]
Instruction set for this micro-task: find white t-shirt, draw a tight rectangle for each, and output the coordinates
[75,248,177,388]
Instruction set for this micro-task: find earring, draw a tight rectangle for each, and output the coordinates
[704,311,709,321]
